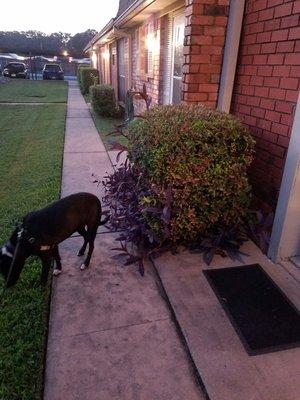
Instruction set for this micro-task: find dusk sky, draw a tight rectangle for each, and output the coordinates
[1,0,119,34]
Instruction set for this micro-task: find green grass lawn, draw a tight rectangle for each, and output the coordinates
[91,109,128,149]
[0,104,66,399]
[0,80,68,103]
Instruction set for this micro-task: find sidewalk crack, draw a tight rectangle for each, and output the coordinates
[51,317,170,339]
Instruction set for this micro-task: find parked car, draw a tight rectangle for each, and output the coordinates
[42,64,64,80]
[3,62,29,79]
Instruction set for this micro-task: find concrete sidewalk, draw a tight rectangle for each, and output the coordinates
[43,82,205,400]
[153,242,300,400]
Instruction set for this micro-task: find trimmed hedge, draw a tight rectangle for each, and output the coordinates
[103,104,255,269]
[127,105,255,242]
[90,84,120,117]
[78,67,98,94]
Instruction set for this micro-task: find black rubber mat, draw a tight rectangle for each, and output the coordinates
[203,264,300,355]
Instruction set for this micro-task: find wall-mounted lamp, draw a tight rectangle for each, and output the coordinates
[146,32,159,54]
[91,50,97,67]
[103,50,110,61]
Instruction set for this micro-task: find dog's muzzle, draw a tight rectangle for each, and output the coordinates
[1,244,13,258]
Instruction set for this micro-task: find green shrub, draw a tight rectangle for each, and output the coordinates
[78,67,98,94]
[127,104,255,243]
[90,84,120,117]
[77,66,83,83]
[103,104,255,268]
[77,65,86,85]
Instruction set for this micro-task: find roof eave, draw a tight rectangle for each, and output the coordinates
[85,0,180,50]
[84,18,115,51]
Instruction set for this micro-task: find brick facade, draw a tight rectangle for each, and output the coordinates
[93,0,300,212]
[231,0,300,211]
[131,0,230,112]
[183,0,229,108]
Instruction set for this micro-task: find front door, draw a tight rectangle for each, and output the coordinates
[171,13,185,105]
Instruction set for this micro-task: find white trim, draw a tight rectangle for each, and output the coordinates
[268,92,300,262]
[217,0,245,113]
[162,13,173,104]
[169,15,175,104]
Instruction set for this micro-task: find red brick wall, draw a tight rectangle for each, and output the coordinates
[231,0,300,211]
[183,0,229,107]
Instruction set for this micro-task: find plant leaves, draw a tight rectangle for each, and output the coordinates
[124,256,141,266]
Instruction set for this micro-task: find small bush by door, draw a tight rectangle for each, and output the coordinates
[77,67,98,94]
[90,84,120,117]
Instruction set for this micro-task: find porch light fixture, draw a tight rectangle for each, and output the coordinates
[103,50,110,61]
[146,32,159,54]
[92,51,98,67]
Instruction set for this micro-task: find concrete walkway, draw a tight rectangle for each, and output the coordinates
[153,242,300,400]
[43,82,205,400]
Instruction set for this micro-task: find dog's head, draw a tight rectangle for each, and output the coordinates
[5,225,37,287]
[0,224,37,287]
[0,225,19,282]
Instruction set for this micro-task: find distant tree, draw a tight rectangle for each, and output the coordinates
[67,29,97,58]
[0,30,96,57]
[44,32,71,55]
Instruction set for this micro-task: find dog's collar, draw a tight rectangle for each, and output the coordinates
[1,245,13,258]
[17,226,51,251]
[40,245,51,251]
[17,227,24,239]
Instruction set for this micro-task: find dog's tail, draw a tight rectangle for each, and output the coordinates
[100,213,110,226]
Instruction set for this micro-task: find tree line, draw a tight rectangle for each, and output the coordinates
[0,30,97,58]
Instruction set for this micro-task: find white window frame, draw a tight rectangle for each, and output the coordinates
[169,9,185,105]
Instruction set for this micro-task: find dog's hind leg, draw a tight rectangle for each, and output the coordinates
[80,226,97,270]
[77,227,88,257]
[40,254,52,285]
[53,245,62,276]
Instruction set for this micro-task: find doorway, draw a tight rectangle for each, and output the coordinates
[117,38,126,104]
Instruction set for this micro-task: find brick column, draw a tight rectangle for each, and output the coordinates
[183,0,230,108]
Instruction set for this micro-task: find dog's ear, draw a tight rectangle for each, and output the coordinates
[15,221,22,231]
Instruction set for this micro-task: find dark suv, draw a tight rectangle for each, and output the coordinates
[42,64,64,80]
[3,62,29,78]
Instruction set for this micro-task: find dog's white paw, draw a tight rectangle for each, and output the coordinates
[53,269,62,276]
[80,264,87,271]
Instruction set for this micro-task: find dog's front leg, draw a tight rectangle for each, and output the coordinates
[40,254,52,285]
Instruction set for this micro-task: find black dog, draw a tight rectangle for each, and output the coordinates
[0,192,109,287]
